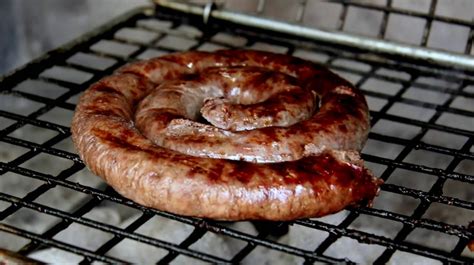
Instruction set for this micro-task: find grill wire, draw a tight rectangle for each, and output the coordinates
[0,1,473,264]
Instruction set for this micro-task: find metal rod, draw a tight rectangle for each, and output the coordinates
[155,0,474,71]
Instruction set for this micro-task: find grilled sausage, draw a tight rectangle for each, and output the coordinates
[71,50,382,220]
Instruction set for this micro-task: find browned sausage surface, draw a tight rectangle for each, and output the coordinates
[71,50,382,220]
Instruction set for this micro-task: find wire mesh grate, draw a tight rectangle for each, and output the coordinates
[0,5,472,264]
[219,0,474,55]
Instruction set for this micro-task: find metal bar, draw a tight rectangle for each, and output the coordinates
[157,228,206,264]
[0,223,126,263]
[297,219,471,264]
[89,212,153,261]
[331,0,473,28]
[380,183,473,210]
[369,111,473,138]
[6,90,76,111]
[368,132,474,161]
[378,0,392,38]
[466,26,474,55]
[364,90,474,117]
[363,153,473,184]
[0,161,345,263]
[295,0,308,23]
[18,190,105,256]
[0,110,71,135]
[374,79,467,263]
[1,136,79,163]
[420,0,438,47]
[355,204,472,238]
[337,1,349,31]
[0,248,42,264]
[327,64,473,96]
[256,0,265,14]
[0,193,231,264]
[155,0,474,71]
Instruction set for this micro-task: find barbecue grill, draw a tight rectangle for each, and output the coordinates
[0,0,473,263]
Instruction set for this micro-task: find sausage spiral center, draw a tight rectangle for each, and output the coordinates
[71,50,382,220]
[135,66,318,162]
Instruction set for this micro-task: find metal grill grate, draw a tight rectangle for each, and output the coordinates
[0,3,473,264]
[218,0,474,55]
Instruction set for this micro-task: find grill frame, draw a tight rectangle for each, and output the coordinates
[0,3,472,264]
[155,0,474,71]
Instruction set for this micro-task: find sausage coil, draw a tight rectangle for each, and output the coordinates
[71,50,382,220]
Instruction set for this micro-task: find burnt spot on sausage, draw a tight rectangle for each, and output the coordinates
[278,153,368,194]
[244,70,274,88]
[187,163,233,185]
[157,112,183,124]
[84,108,127,119]
[228,161,260,184]
[335,96,365,120]
[179,73,201,81]
[338,124,348,133]
[94,128,145,153]
[92,85,123,96]
[260,127,279,142]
